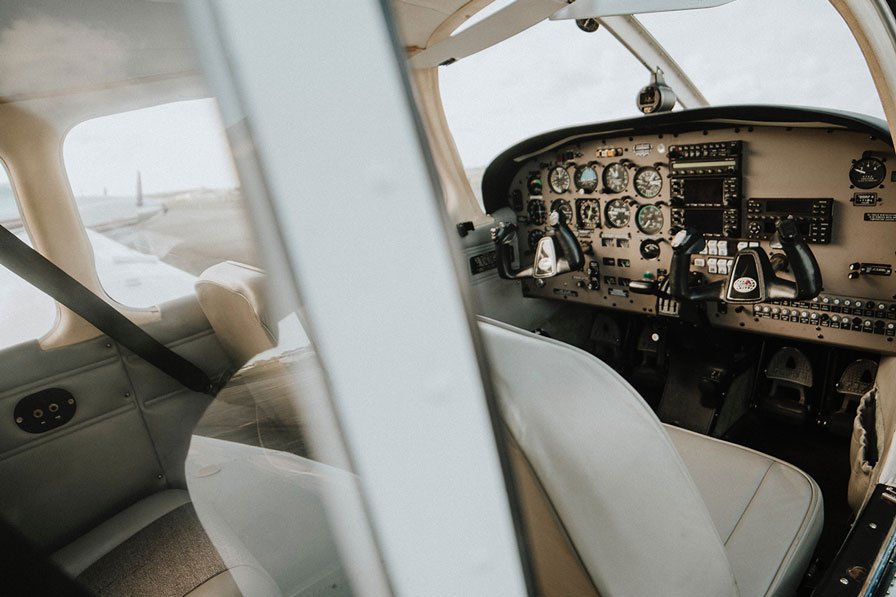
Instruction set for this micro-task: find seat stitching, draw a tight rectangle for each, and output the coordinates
[723,461,773,546]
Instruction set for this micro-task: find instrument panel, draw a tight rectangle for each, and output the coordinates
[499,123,896,354]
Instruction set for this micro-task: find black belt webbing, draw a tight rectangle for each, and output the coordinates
[0,225,221,396]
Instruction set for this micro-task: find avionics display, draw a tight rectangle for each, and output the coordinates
[745,198,833,243]
[682,208,724,232]
[682,178,724,205]
[669,141,744,238]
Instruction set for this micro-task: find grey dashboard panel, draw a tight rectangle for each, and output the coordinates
[491,111,896,354]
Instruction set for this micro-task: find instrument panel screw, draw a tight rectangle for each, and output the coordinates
[105,343,112,348]
[870,522,878,529]
[15,417,22,424]
[840,578,849,585]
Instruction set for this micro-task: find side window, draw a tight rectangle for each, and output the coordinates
[64,99,258,309]
[0,164,57,349]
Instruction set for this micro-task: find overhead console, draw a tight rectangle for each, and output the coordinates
[483,106,896,354]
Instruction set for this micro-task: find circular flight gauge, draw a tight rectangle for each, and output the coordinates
[640,239,661,260]
[575,199,601,229]
[550,199,574,224]
[527,229,545,250]
[602,162,629,193]
[604,198,631,228]
[527,199,547,225]
[634,167,663,198]
[573,165,599,193]
[548,166,571,194]
[849,156,886,189]
[636,204,664,235]
[526,174,543,196]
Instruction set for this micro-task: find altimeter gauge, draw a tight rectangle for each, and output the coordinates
[602,162,628,193]
[634,166,662,198]
[548,166,571,193]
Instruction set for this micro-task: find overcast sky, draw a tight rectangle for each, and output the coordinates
[64,98,239,197]
[61,0,887,195]
[440,0,886,168]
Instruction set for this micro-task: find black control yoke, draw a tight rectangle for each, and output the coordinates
[492,210,585,280]
[668,217,822,304]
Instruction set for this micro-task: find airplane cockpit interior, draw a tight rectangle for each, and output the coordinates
[1,0,896,596]
[404,1,896,594]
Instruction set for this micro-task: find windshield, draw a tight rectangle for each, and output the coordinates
[441,0,885,184]
[639,1,883,116]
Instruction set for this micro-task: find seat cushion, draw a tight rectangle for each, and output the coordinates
[666,425,824,597]
[480,317,824,597]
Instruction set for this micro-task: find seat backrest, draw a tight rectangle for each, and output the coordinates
[479,318,739,597]
[195,261,278,367]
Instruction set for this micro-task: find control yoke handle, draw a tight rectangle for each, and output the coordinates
[492,211,585,280]
[668,217,823,304]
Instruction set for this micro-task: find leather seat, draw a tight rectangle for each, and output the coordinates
[666,426,822,596]
[481,318,823,596]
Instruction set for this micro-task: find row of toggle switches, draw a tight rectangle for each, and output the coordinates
[694,257,733,275]
[751,295,896,337]
[698,240,762,257]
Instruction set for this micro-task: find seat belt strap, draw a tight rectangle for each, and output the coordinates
[0,225,222,396]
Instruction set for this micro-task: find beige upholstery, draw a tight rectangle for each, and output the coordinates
[666,425,823,596]
[480,317,823,597]
[196,261,278,367]
[507,430,600,597]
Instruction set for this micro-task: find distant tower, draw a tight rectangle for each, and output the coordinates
[135,171,143,207]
